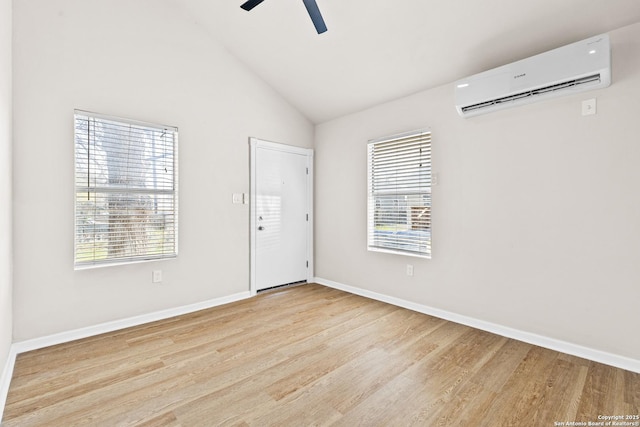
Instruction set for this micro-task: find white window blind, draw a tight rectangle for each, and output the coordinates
[74,110,178,268]
[367,129,431,258]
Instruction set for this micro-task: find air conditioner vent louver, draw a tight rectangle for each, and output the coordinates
[461,74,602,114]
[455,34,611,117]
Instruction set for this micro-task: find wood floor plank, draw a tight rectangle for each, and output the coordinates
[393,330,510,425]
[480,346,561,426]
[3,283,639,426]
[625,370,640,410]
[135,411,181,427]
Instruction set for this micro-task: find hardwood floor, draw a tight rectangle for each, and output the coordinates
[3,284,639,426]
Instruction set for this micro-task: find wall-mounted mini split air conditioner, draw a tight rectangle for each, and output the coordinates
[454,34,611,118]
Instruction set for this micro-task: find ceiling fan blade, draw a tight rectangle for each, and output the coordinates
[302,0,327,34]
[240,0,265,11]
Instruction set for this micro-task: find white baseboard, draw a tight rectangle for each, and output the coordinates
[0,346,18,422]
[12,291,251,354]
[313,277,640,374]
[0,291,252,421]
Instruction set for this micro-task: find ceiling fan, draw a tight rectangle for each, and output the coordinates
[240,0,328,34]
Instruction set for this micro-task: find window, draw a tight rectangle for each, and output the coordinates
[367,128,431,258]
[74,111,178,268]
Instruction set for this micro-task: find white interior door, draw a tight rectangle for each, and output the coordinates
[250,138,313,293]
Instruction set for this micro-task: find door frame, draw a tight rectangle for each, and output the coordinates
[249,137,314,296]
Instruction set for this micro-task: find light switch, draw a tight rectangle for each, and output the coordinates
[232,193,243,204]
[582,98,596,116]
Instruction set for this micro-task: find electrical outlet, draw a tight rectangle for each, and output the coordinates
[406,264,414,276]
[152,270,163,283]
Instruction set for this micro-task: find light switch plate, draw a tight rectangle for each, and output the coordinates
[582,98,596,116]
[232,193,243,204]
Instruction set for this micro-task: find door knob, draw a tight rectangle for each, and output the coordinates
[258,226,265,231]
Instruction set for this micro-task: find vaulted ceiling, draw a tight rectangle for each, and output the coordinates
[180,0,640,123]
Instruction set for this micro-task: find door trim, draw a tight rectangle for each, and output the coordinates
[249,138,314,296]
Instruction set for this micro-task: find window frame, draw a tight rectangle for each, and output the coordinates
[367,128,432,259]
[73,110,179,269]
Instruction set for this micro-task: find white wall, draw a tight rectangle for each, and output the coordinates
[12,0,313,340]
[315,22,640,360]
[0,0,13,371]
